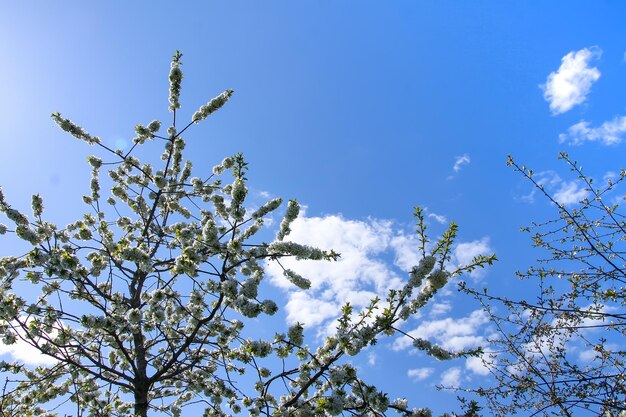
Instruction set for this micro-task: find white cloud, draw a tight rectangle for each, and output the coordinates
[265,214,404,329]
[0,321,57,366]
[542,47,601,115]
[518,170,589,207]
[522,331,568,359]
[465,355,492,376]
[0,339,56,366]
[390,232,493,280]
[520,307,613,358]
[612,194,626,206]
[453,238,493,279]
[518,171,555,204]
[265,212,493,334]
[283,292,341,328]
[453,154,470,173]
[559,116,626,146]
[553,180,589,206]
[577,305,620,332]
[428,213,447,224]
[578,343,619,364]
[389,233,421,272]
[604,171,617,182]
[578,348,597,363]
[407,367,434,382]
[429,302,452,318]
[535,170,563,189]
[393,309,490,352]
[367,352,377,366]
[440,367,461,388]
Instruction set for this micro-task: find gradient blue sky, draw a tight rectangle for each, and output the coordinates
[1,2,626,415]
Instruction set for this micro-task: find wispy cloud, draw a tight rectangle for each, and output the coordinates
[542,47,601,115]
[428,213,447,224]
[559,116,626,146]
[519,171,589,207]
[453,154,470,173]
[407,367,434,382]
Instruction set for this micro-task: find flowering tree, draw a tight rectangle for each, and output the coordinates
[0,52,493,417]
[462,154,626,417]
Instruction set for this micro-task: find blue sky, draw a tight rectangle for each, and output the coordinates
[1,2,626,415]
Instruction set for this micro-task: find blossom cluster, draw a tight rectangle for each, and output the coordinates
[192,90,234,123]
[50,112,101,145]
[276,199,299,241]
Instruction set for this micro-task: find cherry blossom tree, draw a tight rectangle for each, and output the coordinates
[462,154,626,417]
[0,52,493,417]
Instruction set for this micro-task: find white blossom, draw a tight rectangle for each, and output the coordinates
[428,269,449,290]
[168,51,183,112]
[192,90,234,123]
[276,200,299,241]
[252,197,282,219]
[51,112,101,145]
[282,269,311,290]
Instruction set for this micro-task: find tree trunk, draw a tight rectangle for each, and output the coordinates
[134,385,149,417]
